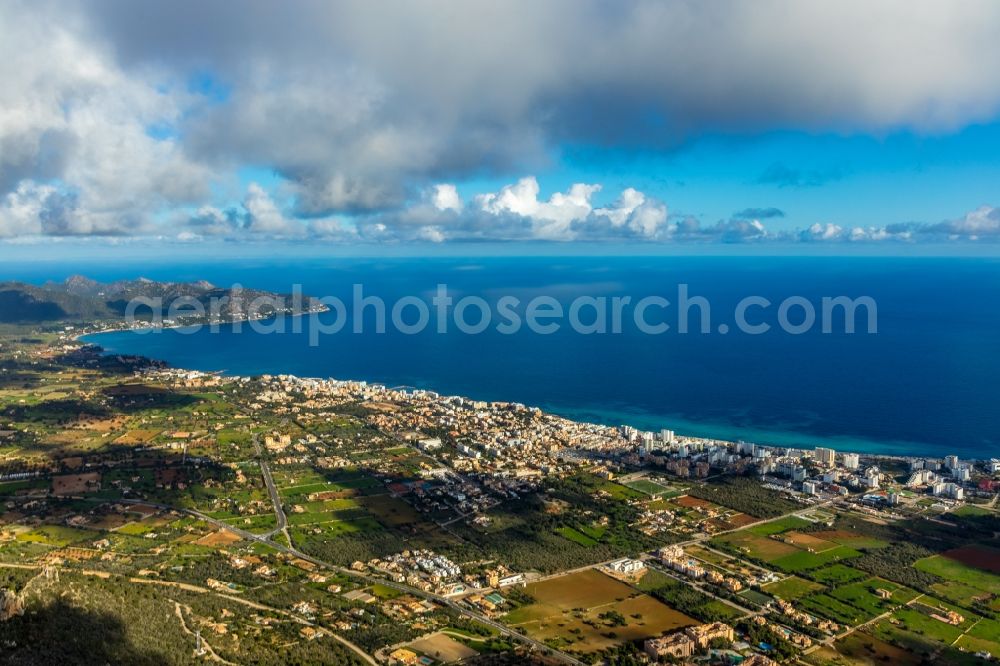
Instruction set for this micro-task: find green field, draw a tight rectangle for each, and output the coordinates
[871,599,980,650]
[799,593,867,624]
[762,575,823,600]
[823,578,920,621]
[15,525,95,547]
[737,589,774,608]
[950,505,993,517]
[554,526,598,547]
[807,564,868,585]
[221,513,279,533]
[957,617,1000,658]
[771,545,861,572]
[807,528,890,550]
[623,479,673,496]
[747,515,811,536]
[914,554,1000,596]
[115,521,155,536]
[595,480,647,501]
[711,531,800,561]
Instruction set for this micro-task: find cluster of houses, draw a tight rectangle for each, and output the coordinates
[363,550,464,594]
[657,545,745,592]
[772,597,840,634]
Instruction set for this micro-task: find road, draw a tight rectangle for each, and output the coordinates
[251,433,289,541]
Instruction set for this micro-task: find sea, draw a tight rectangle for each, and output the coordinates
[5,255,999,460]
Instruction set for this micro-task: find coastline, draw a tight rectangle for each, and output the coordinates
[78,325,990,465]
[69,306,326,342]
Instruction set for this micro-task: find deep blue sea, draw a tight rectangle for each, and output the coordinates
[6,256,999,459]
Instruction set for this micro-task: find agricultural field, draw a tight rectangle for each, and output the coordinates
[804,631,927,666]
[359,494,424,528]
[770,545,862,573]
[807,564,870,585]
[554,526,599,547]
[736,589,773,608]
[746,515,812,536]
[15,524,97,547]
[954,617,1000,659]
[914,550,1000,609]
[711,531,801,561]
[406,632,479,662]
[780,531,838,551]
[762,575,824,600]
[802,578,920,624]
[503,568,697,654]
[593,480,647,502]
[809,529,890,550]
[950,505,995,518]
[685,545,731,567]
[867,597,990,660]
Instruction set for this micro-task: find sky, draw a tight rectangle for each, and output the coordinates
[3,0,1000,252]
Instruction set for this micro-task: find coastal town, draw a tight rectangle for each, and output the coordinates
[7,1,1000,664]
[0,322,997,665]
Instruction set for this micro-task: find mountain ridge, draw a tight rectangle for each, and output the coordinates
[0,276,322,324]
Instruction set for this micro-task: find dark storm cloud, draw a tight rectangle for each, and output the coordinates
[71,0,1000,213]
[5,0,1000,240]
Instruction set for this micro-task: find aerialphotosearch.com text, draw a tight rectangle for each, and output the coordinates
[125,283,878,344]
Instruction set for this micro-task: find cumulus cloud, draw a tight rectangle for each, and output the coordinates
[801,222,845,241]
[0,2,212,235]
[0,182,58,238]
[0,180,148,237]
[432,184,462,212]
[338,178,671,243]
[926,205,1000,238]
[243,183,304,236]
[475,178,602,240]
[592,189,669,239]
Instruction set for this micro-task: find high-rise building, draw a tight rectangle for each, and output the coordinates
[945,455,959,470]
[814,447,836,467]
[842,453,860,470]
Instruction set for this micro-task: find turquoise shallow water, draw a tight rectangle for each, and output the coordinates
[13,255,993,460]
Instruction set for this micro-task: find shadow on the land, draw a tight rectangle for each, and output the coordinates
[0,599,171,665]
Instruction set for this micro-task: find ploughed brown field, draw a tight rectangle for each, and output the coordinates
[674,495,716,509]
[943,545,1000,574]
